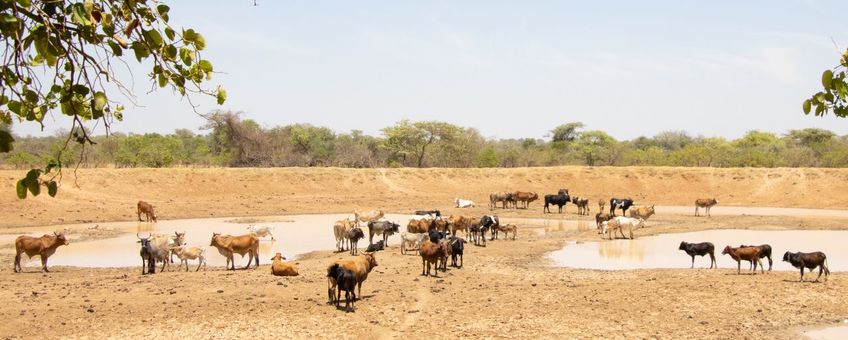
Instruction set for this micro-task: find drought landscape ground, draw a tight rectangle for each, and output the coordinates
[0,166,846,339]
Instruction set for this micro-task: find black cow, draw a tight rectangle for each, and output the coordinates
[366,240,385,252]
[449,237,466,268]
[428,230,447,243]
[481,215,499,242]
[740,244,773,271]
[783,251,830,282]
[415,209,441,218]
[678,241,716,269]
[137,233,156,275]
[609,198,634,216]
[543,192,570,214]
[329,264,357,312]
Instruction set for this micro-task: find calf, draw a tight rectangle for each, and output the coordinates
[137,234,156,275]
[419,240,445,277]
[137,200,158,222]
[400,232,427,255]
[722,246,764,274]
[595,212,613,234]
[326,253,378,304]
[695,198,718,217]
[678,242,716,269]
[602,216,645,240]
[209,233,260,270]
[333,218,355,252]
[783,251,830,282]
[489,192,513,209]
[13,231,70,273]
[270,252,299,276]
[170,245,207,272]
[346,227,365,256]
[449,237,466,268]
[366,240,385,252]
[598,199,606,213]
[571,196,590,215]
[332,266,357,312]
[740,244,773,271]
[497,224,518,240]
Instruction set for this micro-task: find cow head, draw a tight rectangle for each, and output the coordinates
[53,231,69,245]
[270,252,286,261]
[678,241,688,250]
[782,251,793,262]
[210,233,222,246]
[137,233,151,248]
[173,231,186,246]
[721,246,733,255]
[362,252,378,269]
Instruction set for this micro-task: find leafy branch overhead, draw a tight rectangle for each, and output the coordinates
[804,49,848,117]
[0,0,226,198]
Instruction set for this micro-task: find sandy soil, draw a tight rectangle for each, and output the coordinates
[1,167,847,339]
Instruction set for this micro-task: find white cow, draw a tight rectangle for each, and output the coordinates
[601,216,645,240]
[170,245,207,272]
[399,232,428,255]
[247,225,276,241]
[454,198,475,208]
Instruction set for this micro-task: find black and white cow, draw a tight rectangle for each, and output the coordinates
[544,192,570,214]
[367,220,400,245]
[609,197,634,216]
[481,215,500,241]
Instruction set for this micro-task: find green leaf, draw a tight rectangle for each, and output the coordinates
[92,92,107,111]
[27,178,40,196]
[164,27,175,41]
[131,42,150,62]
[108,40,123,56]
[179,47,193,65]
[822,69,833,89]
[157,73,168,87]
[198,60,213,73]
[16,179,27,199]
[0,130,13,152]
[216,86,227,105]
[0,13,18,24]
[47,181,57,197]
[25,168,41,182]
[143,29,163,47]
[194,34,206,50]
[803,99,811,114]
[157,4,170,21]
[72,84,90,96]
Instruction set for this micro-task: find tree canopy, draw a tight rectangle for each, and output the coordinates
[0,0,225,198]
[804,48,848,117]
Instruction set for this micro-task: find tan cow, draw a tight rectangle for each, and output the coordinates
[333,218,356,252]
[137,200,158,222]
[448,215,474,238]
[209,233,260,270]
[354,209,384,227]
[695,198,718,216]
[629,205,656,221]
[270,253,299,276]
[14,231,69,273]
[326,253,378,303]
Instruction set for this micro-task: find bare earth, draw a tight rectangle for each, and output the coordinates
[1,167,847,339]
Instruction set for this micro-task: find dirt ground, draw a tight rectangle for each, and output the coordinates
[1,167,847,339]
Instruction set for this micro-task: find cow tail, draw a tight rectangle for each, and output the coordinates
[824,257,831,276]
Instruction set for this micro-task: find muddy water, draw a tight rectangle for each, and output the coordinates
[805,325,848,340]
[6,214,414,269]
[549,229,848,271]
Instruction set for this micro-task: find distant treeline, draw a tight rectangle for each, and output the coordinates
[1,111,847,169]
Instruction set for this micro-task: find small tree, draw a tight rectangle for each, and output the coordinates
[804,48,848,117]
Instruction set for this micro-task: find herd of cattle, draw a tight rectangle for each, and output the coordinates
[8,194,834,313]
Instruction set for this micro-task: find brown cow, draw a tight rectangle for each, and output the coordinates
[629,205,656,221]
[497,224,518,240]
[433,218,450,233]
[695,198,718,217]
[722,246,764,274]
[270,253,299,276]
[448,215,473,238]
[14,231,69,273]
[407,218,433,234]
[595,212,613,234]
[137,201,158,222]
[489,192,513,209]
[571,196,590,215]
[209,233,260,270]
[513,192,539,209]
[598,199,606,213]
[326,253,378,304]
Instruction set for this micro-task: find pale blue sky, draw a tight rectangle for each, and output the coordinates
[14,0,848,140]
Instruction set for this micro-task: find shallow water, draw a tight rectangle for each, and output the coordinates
[549,229,848,271]
[804,325,848,340]
[9,214,414,269]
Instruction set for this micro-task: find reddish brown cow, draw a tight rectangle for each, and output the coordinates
[722,246,764,274]
[209,233,260,270]
[513,192,539,209]
[407,218,432,234]
[14,232,69,273]
[137,201,158,222]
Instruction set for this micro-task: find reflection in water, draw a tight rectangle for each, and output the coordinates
[549,229,848,271]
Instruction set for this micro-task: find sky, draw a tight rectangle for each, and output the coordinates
[12,0,848,141]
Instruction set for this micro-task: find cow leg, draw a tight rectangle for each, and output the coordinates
[815,266,824,282]
[14,252,21,273]
[799,266,805,282]
[422,257,426,276]
[758,259,764,274]
[336,287,342,308]
[690,256,695,269]
[41,255,49,272]
[695,206,699,217]
[737,261,741,275]
[357,282,362,300]
[709,253,717,269]
[160,258,167,272]
[244,253,253,270]
[767,256,773,271]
